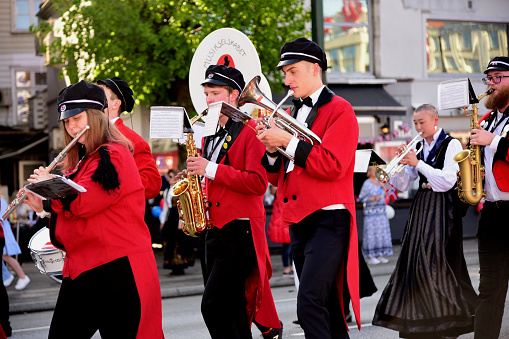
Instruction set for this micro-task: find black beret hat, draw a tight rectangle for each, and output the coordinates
[97,77,135,112]
[276,37,327,71]
[484,56,509,74]
[57,80,106,121]
[201,64,245,93]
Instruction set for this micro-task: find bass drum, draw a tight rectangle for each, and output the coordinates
[28,227,65,276]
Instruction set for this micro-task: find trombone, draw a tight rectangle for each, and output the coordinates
[375,132,423,183]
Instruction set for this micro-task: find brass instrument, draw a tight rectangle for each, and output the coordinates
[375,132,424,183]
[170,111,211,237]
[2,125,90,221]
[239,76,322,161]
[452,89,494,205]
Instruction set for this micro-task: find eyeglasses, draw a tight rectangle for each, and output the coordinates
[482,75,509,85]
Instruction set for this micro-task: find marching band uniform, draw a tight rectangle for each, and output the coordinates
[261,38,360,338]
[114,118,161,199]
[29,81,163,339]
[474,56,509,339]
[198,65,281,338]
[373,127,477,338]
[97,77,161,200]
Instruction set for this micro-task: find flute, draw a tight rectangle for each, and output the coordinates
[1,125,90,221]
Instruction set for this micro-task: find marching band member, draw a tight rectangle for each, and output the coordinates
[24,81,164,339]
[470,56,509,339]
[184,64,282,338]
[97,77,161,200]
[372,104,477,338]
[256,37,360,339]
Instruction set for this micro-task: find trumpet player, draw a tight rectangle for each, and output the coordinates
[471,56,509,339]
[372,104,477,338]
[256,37,360,339]
[184,64,282,339]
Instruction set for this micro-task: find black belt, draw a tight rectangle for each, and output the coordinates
[485,200,509,209]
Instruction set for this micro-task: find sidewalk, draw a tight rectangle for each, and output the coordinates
[6,238,480,315]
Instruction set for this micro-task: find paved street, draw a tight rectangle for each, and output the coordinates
[6,238,509,338]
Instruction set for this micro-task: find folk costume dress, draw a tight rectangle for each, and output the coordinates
[358,180,393,259]
[372,129,477,338]
[43,142,164,339]
[201,118,281,335]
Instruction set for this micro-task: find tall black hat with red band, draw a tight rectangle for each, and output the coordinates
[276,37,327,71]
[57,80,106,121]
[97,77,135,112]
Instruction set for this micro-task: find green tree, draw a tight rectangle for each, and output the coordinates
[34,0,309,112]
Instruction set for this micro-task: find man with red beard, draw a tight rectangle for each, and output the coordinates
[470,56,509,339]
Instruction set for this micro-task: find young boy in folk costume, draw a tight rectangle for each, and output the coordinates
[184,64,282,338]
[373,104,477,338]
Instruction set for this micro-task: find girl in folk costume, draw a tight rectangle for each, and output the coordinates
[24,81,164,339]
[372,104,477,338]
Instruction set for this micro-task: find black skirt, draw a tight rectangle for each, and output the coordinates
[372,189,477,338]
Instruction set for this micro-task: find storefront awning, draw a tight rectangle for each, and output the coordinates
[272,84,407,116]
[328,85,407,115]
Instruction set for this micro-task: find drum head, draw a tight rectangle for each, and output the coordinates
[29,227,57,252]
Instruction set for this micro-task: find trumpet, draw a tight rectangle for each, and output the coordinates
[375,132,423,183]
[2,125,90,221]
[238,76,322,161]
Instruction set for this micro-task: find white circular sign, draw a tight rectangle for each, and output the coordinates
[189,28,262,114]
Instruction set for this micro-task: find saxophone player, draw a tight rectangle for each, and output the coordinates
[470,56,509,339]
[184,64,282,338]
[372,104,477,338]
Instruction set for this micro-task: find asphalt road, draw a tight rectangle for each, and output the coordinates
[8,263,509,338]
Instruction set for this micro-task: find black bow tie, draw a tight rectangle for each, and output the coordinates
[213,128,227,139]
[292,97,313,110]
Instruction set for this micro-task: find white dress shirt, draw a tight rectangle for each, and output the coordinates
[391,128,463,193]
[483,111,509,202]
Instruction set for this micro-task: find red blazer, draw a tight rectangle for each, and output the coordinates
[263,88,361,329]
[204,119,280,329]
[115,119,161,199]
[480,111,509,192]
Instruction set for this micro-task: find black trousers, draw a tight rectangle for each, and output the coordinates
[475,201,509,339]
[49,257,141,339]
[0,238,11,337]
[290,209,351,339]
[201,220,257,339]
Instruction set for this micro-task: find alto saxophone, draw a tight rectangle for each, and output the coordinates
[2,125,90,220]
[452,89,494,205]
[170,111,212,237]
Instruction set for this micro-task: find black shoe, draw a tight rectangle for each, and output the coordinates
[262,321,283,339]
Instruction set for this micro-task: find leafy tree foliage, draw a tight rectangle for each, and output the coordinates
[34,0,309,111]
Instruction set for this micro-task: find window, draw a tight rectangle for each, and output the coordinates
[14,70,47,124]
[427,21,509,74]
[13,0,42,31]
[323,0,371,74]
